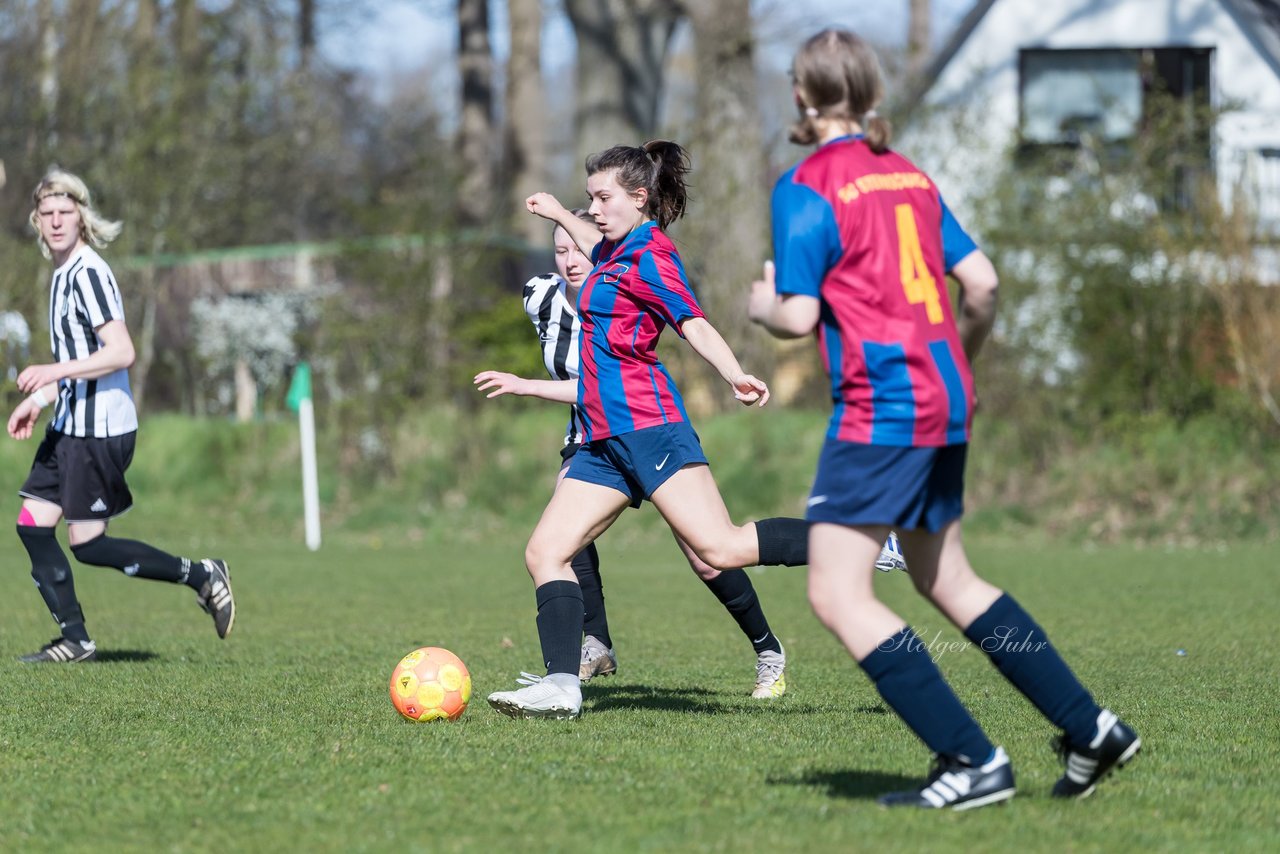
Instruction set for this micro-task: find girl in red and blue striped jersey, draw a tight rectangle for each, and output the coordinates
[486,141,810,719]
[476,210,791,699]
[748,30,1140,809]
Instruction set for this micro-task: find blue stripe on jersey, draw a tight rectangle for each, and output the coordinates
[772,167,842,299]
[637,250,698,331]
[593,267,635,436]
[863,342,916,445]
[646,366,671,426]
[928,340,970,444]
[939,196,978,271]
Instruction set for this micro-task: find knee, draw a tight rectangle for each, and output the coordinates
[915,564,979,609]
[690,535,748,572]
[683,551,720,581]
[807,580,841,630]
[69,535,109,565]
[523,536,566,581]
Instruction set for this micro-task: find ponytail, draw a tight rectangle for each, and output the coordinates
[863,112,893,154]
[641,140,690,229]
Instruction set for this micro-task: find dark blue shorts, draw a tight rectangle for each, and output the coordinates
[806,440,967,533]
[564,421,708,507]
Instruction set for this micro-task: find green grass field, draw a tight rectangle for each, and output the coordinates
[2,524,1277,852]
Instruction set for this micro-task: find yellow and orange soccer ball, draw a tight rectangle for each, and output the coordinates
[389,647,471,722]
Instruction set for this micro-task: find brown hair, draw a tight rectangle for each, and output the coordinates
[788,29,892,153]
[584,140,691,230]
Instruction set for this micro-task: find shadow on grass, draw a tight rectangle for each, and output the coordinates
[585,682,721,714]
[95,649,159,663]
[585,684,894,718]
[771,768,919,800]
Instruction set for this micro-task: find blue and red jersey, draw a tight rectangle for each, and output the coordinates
[575,221,704,442]
[772,135,979,447]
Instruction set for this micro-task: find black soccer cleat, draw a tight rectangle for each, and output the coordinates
[197,559,236,639]
[878,746,1016,810]
[18,637,97,663]
[1052,709,1141,798]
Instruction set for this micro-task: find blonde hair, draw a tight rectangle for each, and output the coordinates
[28,169,123,259]
[789,29,892,153]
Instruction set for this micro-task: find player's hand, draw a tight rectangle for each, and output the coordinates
[526,192,568,222]
[731,373,770,408]
[747,260,777,325]
[7,399,41,440]
[16,363,63,394]
[474,370,530,399]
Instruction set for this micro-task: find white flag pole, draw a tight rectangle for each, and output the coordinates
[299,396,321,551]
[288,362,321,551]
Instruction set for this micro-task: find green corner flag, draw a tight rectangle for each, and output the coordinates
[286,362,312,412]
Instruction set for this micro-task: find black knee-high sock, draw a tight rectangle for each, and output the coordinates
[859,626,994,764]
[964,593,1102,745]
[535,580,584,676]
[702,571,781,654]
[755,517,809,566]
[570,543,611,648]
[18,525,91,644]
[71,534,209,590]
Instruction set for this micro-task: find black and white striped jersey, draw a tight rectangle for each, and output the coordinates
[522,273,584,445]
[46,246,138,438]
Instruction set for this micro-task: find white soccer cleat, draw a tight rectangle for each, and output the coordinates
[875,531,908,573]
[579,635,617,682]
[752,645,787,699]
[487,672,582,719]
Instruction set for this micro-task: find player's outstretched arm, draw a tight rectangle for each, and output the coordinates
[474,371,578,404]
[747,261,820,339]
[525,192,601,257]
[679,317,769,407]
[950,250,999,362]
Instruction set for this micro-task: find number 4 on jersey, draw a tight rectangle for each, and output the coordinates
[895,203,943,324]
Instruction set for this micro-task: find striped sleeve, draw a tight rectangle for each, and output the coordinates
[938,195,978,271]
[771,167,841,298]
[635,249,704,336]
[76,265,126,328]
[521,274,578,381]
[522,274,559,338]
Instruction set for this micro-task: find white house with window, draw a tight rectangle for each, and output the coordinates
[898,0,1280,234]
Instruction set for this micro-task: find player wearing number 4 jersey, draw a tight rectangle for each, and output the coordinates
[749,30,1140,810]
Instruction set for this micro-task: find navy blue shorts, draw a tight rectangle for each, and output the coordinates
[806,440,967,533]
[564,421,708,507]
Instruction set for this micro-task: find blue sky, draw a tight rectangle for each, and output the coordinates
[322,0,979,97]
